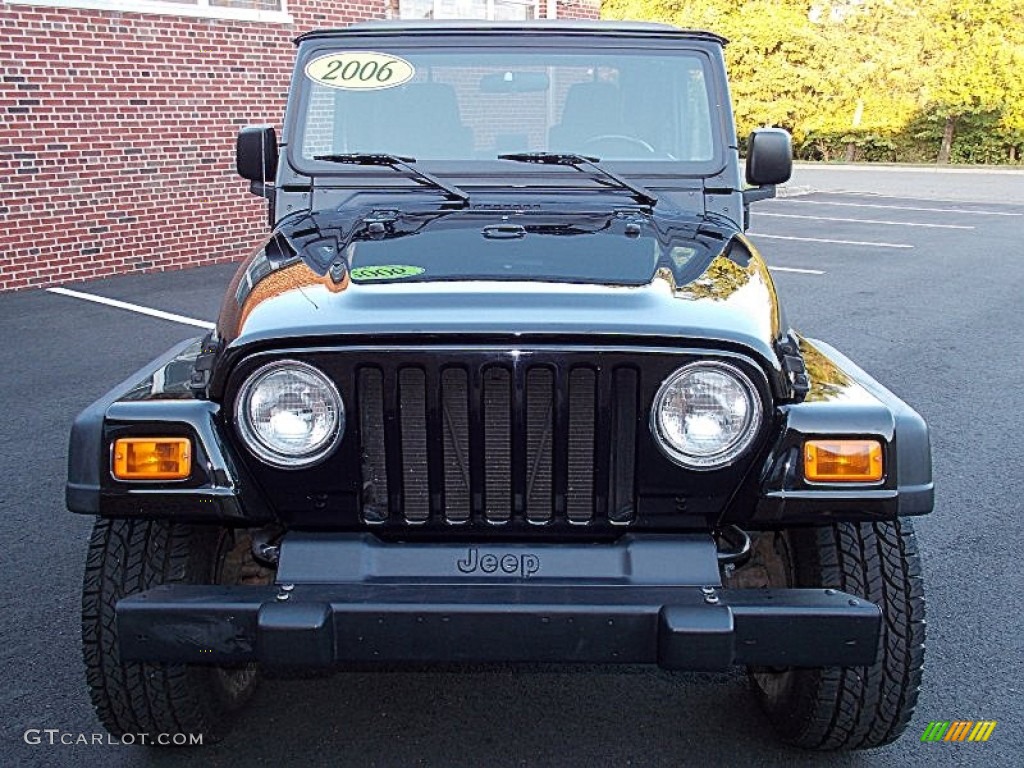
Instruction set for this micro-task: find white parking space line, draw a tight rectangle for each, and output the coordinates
[813,190,1024,208]
[47,286,215,330]
[768,266,825,275]
[749,233,913,249]
[773,199,1022,217]
[753,212,973,229]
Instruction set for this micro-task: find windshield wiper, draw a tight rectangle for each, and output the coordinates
[498,152,658,208]
[313,153,470,207]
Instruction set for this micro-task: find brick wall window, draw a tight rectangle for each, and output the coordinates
[395,0,539,21]
[206,0,282,9]
[5,0,293,22]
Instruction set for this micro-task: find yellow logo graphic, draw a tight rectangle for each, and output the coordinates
[921,721,997,742]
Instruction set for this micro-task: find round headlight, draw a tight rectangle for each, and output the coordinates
[235,360,343,468]
[651,362,762,469]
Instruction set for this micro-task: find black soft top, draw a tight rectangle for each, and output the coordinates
[295,20,727,46]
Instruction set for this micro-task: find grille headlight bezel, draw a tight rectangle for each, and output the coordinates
[234,359,344,469]
[650,360,764,470]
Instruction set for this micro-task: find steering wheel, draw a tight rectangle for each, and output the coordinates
[582,134,657,157]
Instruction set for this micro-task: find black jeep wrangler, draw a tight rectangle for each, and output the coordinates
[68,21,932,750]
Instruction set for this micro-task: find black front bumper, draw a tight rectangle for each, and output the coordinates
[119,583,878,670]
[117,534,880,670]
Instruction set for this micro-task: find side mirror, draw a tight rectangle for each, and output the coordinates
[746,128,792,186]
[236,125,278,183]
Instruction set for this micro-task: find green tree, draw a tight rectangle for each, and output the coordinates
[603,0,1024,164]
[915,0,1023,163]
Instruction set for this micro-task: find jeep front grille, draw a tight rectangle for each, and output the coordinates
[356,361,638,528]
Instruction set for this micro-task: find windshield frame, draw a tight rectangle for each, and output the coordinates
[282,35,733,186]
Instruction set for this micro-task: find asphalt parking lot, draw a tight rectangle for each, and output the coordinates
[1,167,1022,767]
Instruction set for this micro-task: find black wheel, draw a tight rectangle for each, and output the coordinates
[745,520,925,750]
[81,518,271,744]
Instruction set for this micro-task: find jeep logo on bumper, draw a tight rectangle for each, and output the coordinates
[456,548,540,578]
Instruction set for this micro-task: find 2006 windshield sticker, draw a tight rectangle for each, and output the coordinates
[305,52,415,90]
[350,265,425,281]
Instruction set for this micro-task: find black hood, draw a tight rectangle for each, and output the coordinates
[216,206,784,382]
[263,205,725,286]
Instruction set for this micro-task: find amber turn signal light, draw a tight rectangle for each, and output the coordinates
[112,438,191,481]
[804,439,883,483]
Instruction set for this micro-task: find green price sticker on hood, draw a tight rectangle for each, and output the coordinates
[350,264,426,281]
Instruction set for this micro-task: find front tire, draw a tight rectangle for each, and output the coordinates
[748,520,926,750]
[81,518,266,743]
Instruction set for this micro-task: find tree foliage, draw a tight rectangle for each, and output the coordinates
[602,0,1024,163]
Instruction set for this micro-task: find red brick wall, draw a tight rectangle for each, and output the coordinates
[0,1,380,292]
[556,0,599,20]
[0,0,598,292]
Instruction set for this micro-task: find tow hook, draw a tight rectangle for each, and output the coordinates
[251,528,283,567]
[715,525,752,566]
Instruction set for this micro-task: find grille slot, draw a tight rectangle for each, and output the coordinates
[441,368,471,523]
[357,368,388,524]
[398,368,429,523]
[566,367,596,523]
[525,368,554,523]
[483,367,512,523]
[610,368,638,524]
[357,360,636,529]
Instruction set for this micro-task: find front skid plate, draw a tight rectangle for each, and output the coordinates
[117,584,879,670]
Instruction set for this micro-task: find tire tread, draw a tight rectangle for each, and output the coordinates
[81,517,245,741]
[754,519,925,750]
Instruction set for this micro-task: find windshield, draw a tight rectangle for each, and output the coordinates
[296,48,718,166]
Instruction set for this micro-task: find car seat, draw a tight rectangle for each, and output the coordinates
[548,81,625,152]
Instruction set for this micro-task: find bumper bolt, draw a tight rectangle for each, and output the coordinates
[700,586,716,595]
[276,584,294,601]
